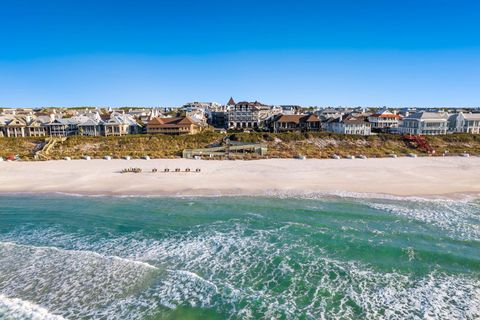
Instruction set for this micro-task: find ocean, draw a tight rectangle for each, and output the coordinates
[0,194,478,319]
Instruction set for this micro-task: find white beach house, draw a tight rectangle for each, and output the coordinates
[450,112,480,134]
[367,109,402,132]
[325,114,371,135]
[397,111,448,135]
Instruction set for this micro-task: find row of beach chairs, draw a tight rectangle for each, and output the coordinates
[121,168,201,173]
[152,168,201,173]
[121,167,142,173]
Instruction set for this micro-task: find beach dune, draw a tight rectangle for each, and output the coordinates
[0,157,479,197]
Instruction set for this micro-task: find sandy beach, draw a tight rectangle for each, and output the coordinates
[0,157,479,197]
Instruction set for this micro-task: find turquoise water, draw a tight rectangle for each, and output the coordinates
[0,194,479,319]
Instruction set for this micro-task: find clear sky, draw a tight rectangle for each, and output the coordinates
[1,0,479,107]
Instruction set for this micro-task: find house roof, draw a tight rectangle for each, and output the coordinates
[275,114,320,124]
[54,118,78,125]
[235,101,268,107]
[343,115,369,124]
[329,114,369,125]
[405,111,448,121]
[276,115,304,124]
[148,116,198,128]
[305,114,320,122]
[78,119,101,126]
[461,113,480,121]
[5,116,28,127]
[370,113,402,119]
[227,97,236,106]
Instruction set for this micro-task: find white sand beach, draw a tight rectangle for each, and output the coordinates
[0,157,479,197]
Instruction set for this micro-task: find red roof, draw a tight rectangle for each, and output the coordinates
[370,113,402,119]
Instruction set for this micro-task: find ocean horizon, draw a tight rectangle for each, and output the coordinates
[0,193,479,319]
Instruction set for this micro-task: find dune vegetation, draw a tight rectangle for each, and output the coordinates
[1,132,480,160]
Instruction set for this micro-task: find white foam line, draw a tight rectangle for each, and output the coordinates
[168,269,219,292]
[263,190,480,203]
[1,189,478,202]
[0,241,159,271]
[0,294,66,320]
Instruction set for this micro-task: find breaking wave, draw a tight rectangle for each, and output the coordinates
[0,195,479,319]
[0,294,65,320]
[1,221,479,319]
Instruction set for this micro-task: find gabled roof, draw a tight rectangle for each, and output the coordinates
[227,97,236,106]
[148,116,198,128]
[36,115,54,124]
[78,118,101,126]
[370,113,402,119]
[275,114,320,124]
[147,117,165,125]
[405,111,448,121]
[305,114,320,122]
[343,115,369,124]
[27,119,45,127]
[51,118,78,125]
[5,116,28,127]
[177,116,196,125]
[330,114,369,125]
[276,115,304,124]
[461,113,480,121]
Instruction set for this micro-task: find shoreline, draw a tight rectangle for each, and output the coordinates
[1,191,479,202]
[1,157,480,198]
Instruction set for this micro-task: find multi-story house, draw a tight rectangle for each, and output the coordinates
[147,116,204,135]
[26,118,48,137]
[317,108,351,120]
[227,99,279,130]
[368,109,402,132]
[78,119,103,136]
[397,111,448,135]
[102,112,141,136]
[450,112,480,134]
[47,118,79,136]
[0,117,6,137]
[2,116,28,137]
[280,105,301,115]
[325,114,371,135]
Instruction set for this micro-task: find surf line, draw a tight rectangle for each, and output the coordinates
[0,241,159,271]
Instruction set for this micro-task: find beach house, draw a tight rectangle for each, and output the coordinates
[2,116,28,137]
[227,100,279,130]
[78,118,103,136]
[450,112,480,134]
[47,118,79,136]
[325,114,371,135]
[271,114,321,132]
[102,112,141,136]
[26,118,48,137]
[147,116,204,135]
[368,109,402,132]
[397,111,448,135]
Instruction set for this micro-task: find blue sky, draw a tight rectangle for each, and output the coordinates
[0,0,479,107]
